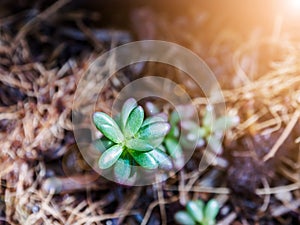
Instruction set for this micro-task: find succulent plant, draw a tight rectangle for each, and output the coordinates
[175,199,219,225]
[93,98,172,183]
[180,105,239,155]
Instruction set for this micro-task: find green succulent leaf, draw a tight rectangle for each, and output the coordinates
[203,106,214,127]
[180,120,200,132]
[114,113,122,128]
[147,136,165,148]
[98,144,123,169]
[138,122,170,140]
[204,199,219,221]
[93,112,124,143]
[203,219,216,225]
[168,125,180,138]
[207,136,223,154]
[148,148,172,170]
[129,151,158,169]
[213,115,239,132]
[125,106,144,137]
[121,98,137,130]
[174,211,196,225]
[170,110,180,125]
[142,113,167,127]
[93,137,114,153]
[164,138,184,168]
[114,153,131,183]
[186,201,204,223]
[195,200,205,211]
[125,138,154,151]
[164,138,183,159]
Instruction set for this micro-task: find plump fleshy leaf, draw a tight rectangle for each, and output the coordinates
[207,136,223,154]
[145,101,160,116]
[170,110,180,125]
[186,201,204,223]
[203,105,214,127]
[204,199,219,221]
[164,138,184,168]
[174,211,196,225]
[204,219,216,225]
[129,151,158,169]
[148,148,172,170]
[213,115,239,132]
[93,112,124,143]
[114,114,122,127]
[164,138,183,159]
[98,144,123,169]
[137,122,170,140]
[171,126,180,138]
[125,106,144,137]
[195,200,205,211]
[147,137,165,148]
[93,137,114,153]
[121,98,137,131]
[125,138,154,151]
[114,154,131,183]
[180,120,199,132]
[142,113,167,127]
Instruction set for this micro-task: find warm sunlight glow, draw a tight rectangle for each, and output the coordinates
[288,0,300,10]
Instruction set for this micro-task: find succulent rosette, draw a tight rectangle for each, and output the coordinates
[93,98,172,183]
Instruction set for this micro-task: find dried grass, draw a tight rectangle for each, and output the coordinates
[0,4,300,225]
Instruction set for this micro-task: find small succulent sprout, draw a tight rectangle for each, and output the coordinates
[93,98,172,183]
[175,199,220,225]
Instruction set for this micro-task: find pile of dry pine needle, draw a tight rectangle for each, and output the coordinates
[0,1,300,224]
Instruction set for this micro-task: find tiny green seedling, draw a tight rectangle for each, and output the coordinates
[175,199,219,225]
[180,105,239,155]
[93,98,172,183]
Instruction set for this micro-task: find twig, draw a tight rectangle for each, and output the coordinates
[271,199,300,217]
[116,187,142,225]
[156,176,167,225]
[164,185,230,194]
[14,0,71,43]
[216,212,237,225]
[141,197,178,225]
[256,182,300,195]
[259,177,270,212]
[263,110,300,161]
